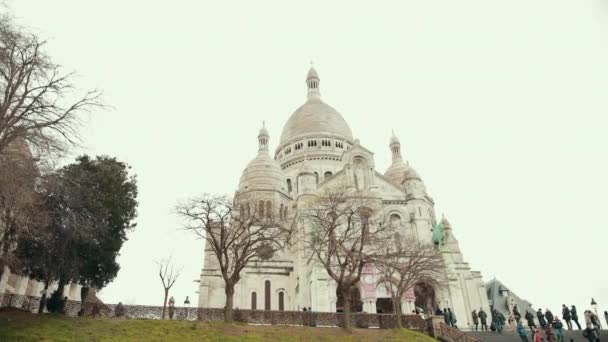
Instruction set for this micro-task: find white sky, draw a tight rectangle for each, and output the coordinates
[6,0,608,314]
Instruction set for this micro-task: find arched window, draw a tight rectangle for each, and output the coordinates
[284,207,288,220]
[287,179,292,192]
[279,203,284,220]
[278,292,285,311]
[259,200,265,218]
[390,214,402,228]
[314,172,319,184]
[266,201,272,219]
[324,171,333,179]
[251,292,257,310]
[265,280,271,310]
[245,203,250,219]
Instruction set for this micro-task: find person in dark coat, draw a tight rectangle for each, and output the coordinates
[552,317,565,342]
[498,311,506,333]
[545,309,555,326]
[562,305,573,330]
[479,308,489,332]
[538,309,548,328]
[513,305,522,322]
[526,311,537,333]
[448,308,457,328]
[572,305,582,330]
[443,308,450,325]
[472,310,479,331]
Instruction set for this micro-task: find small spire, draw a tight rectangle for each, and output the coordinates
[258,122,269,152]
[389,131,402,161]
[306,63,321,100]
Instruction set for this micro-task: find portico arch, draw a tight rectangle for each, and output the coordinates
[414,282,437,314]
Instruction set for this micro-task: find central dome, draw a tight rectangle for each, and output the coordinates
[279,98,353,144]
[279,66,353,145]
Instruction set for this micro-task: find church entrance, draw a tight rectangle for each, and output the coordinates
[336,287,363,313]
[414,282,437,314]
[376,298,394,313]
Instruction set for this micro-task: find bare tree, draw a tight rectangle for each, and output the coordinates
[175,194,288,322]
[0,145,46,280]
[158,256,182,319]
[0,16,102,158]
[375,235,446,328]
[300,185,393,330]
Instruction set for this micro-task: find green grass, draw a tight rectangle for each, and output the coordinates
[0,309,436,342]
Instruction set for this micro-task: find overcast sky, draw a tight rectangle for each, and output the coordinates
[6,0,608,314]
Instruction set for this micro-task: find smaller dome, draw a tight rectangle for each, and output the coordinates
[384,160,421,185]
[239,152,287,193]
[239,127,287,193]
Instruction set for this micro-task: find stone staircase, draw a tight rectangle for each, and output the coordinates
[468,329,607,342]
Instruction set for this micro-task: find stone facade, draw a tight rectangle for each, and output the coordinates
[198,66,491,328]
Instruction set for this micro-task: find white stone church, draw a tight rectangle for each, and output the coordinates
[198,66,491,327]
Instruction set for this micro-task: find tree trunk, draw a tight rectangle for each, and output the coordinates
[395,297,403,328]
[341,290,352,331]
[38,280,50,314]
[225,284,235,323]
[162,288,168,319]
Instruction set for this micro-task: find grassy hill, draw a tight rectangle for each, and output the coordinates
[0,309,436,342]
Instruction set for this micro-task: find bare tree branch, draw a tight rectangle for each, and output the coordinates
[175,194,289,322]
[157,256,182,319]
[298,184,393,330]
[375,234,446,327]
[0,16,103,158]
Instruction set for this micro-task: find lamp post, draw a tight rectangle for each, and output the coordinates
[184,296,191,320]
[591,298,598,315]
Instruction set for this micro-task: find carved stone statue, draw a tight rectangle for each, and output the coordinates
[432,222,445,247]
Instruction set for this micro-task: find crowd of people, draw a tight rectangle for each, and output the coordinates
[466,304,606,342]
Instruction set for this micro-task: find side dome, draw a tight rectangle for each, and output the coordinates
[279,66,353,145]
[384,132,421,185]
[239,124,287,193]
[239,153,287,192]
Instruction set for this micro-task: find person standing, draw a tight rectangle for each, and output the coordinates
[479,308,489,332]
[538,309,548,328]
[513,305,522,322]
[562,305,573,330]
[534,327,542,342]
[545,323,556,342]
[526,311,537,333]
[472,310,479,331]
[552,316,565,342]
[590,311,601,330]
[448,308,457,328]
[545,309,554,326]
[572,305,582,330]
[443,308,450,325]
[517,321,530,342]
[168,296,175,319]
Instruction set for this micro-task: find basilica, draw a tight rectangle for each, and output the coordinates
[198,66,491,327]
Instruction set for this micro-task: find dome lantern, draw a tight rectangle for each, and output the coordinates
[258,121,269,152]
[389,130,402,162]
[306,62,321,100]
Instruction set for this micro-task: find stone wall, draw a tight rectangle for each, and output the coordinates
[0,293,427,330]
